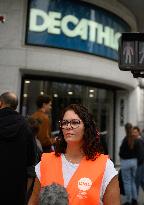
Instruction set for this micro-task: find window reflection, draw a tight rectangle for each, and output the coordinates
[22,78,114,141]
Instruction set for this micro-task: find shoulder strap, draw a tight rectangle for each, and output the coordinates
[40,152,64,187]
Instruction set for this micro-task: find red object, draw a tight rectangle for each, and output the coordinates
[0,16,5,23]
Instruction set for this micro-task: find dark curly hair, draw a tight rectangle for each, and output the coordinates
[55,104,103,160]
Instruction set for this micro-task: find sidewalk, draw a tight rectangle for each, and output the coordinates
[121,187,144,205]
[138,187,144,205]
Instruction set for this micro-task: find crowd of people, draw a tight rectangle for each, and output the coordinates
[0,90,124,205]
[0,91,55,205]
[119,123,144,205]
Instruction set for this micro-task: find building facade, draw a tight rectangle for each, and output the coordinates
[0,0,142,164]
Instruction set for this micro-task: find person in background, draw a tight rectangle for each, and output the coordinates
[0,92,36,205]
[39,183,69,205]
[119,123,144,205]
[26,117,43,204]
[31,94,53,153]
[132,126,144,194]
[27,116,43,160]
[29,104,120,205]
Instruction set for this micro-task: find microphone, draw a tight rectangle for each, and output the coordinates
[39,183,69,205]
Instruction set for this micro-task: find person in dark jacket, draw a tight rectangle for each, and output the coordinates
[0,92,36,205]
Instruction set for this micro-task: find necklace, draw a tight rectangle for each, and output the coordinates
[64,153,83,164]
[63,155,79,171]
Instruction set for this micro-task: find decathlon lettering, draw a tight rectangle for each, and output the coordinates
[29,8,121,50]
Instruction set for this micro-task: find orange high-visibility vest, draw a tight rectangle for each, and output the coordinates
[40,152,108,205]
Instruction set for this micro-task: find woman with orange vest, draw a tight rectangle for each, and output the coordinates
[28,104,120,205]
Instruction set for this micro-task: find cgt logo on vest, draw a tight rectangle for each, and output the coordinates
[78,177,92,191]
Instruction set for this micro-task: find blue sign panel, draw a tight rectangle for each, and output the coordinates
[26,0,130,60]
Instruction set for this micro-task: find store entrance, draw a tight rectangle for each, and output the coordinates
[21,76,115,159]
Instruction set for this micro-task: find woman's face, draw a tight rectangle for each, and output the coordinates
[61,110,84,144]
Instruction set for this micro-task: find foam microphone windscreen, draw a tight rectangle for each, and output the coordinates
[39,183,69,205]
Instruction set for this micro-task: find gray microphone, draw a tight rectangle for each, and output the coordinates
[39,183,69,205]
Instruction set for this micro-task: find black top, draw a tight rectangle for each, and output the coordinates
[0,108,36,205]
[119,136,144,165]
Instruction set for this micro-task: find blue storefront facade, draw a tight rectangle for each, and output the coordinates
[26,0,130,60]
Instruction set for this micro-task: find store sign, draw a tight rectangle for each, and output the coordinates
[26,0,130,60]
